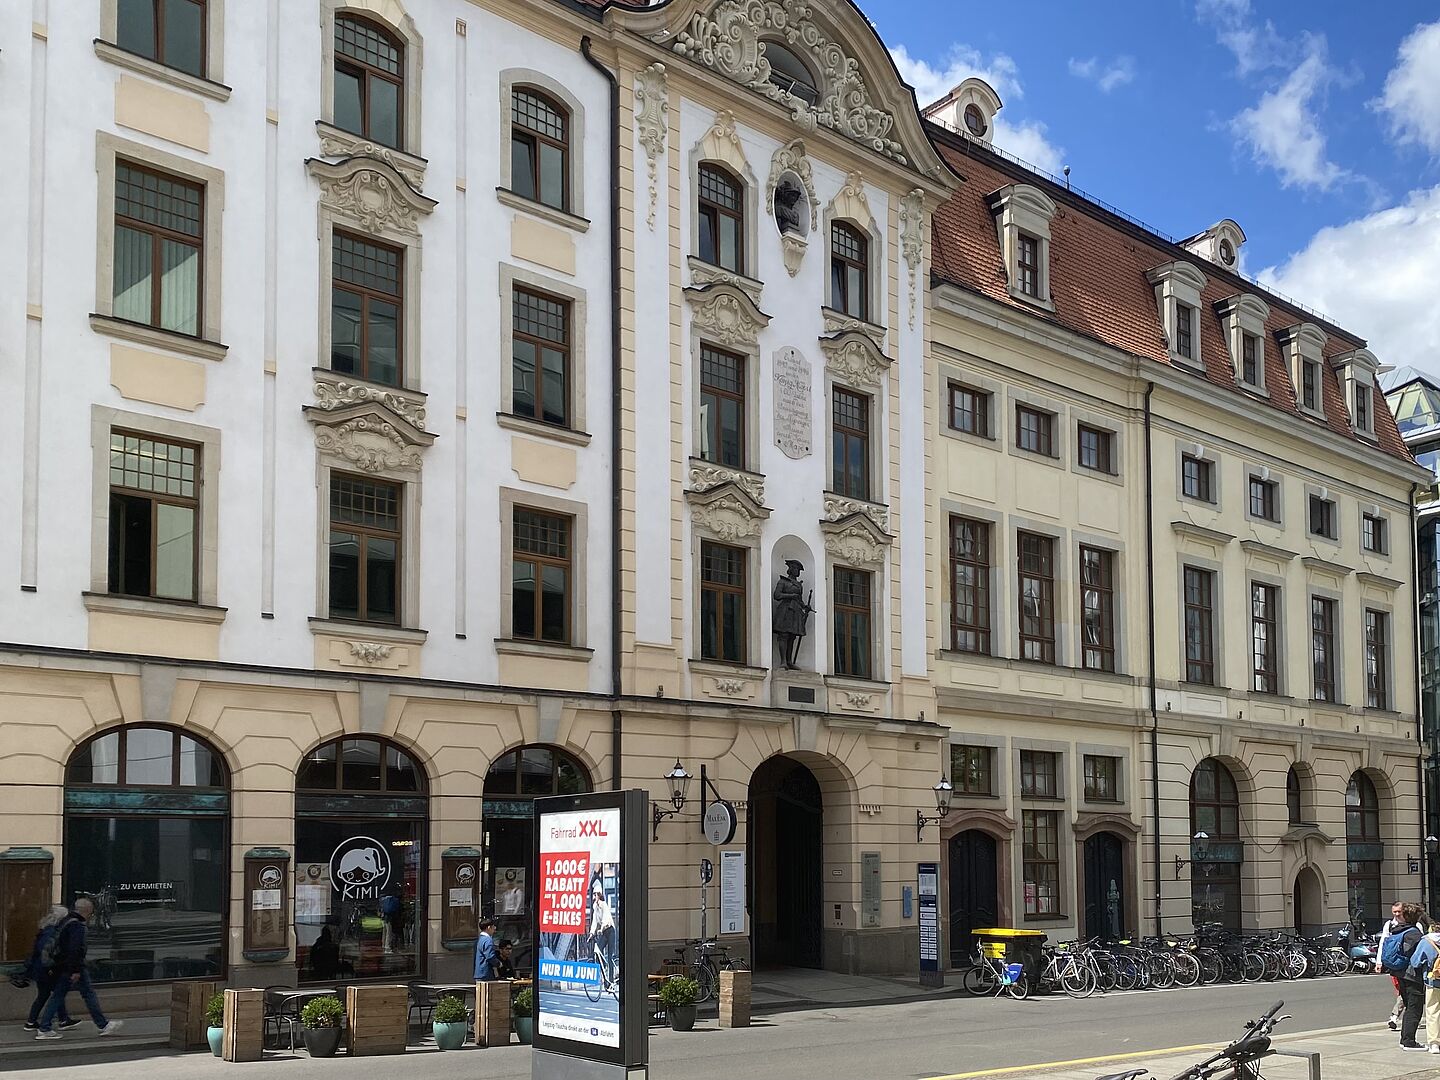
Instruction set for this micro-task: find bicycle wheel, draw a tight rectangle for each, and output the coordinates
[1115,956,1141,992]
[1197,949,1223,985]
[1093,954,1118,993]
[1280,950,1306,980]
[1061,958,1096,999]
[585,973,603,1002]
[1171,951,1201,988]
[692,959,718,1003]
[963,965,996,995]
[1242,951,1266,983]
[1004,977,1030,1000]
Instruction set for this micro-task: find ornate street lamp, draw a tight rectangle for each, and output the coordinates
[1174,831,1211,879]
[651,760,692,840]
[915,777,954,841]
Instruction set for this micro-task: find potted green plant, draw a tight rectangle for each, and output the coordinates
[431,994,468,1051]
[204,992,225,1057]
[512,987,534,1045]
[300,995,345,1058]
[659,976,698,1032]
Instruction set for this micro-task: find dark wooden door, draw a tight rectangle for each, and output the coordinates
[773,764,823,968]
[1083,831,1126,941]
[948,830,997,966]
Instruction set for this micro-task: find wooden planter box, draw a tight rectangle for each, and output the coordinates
[475,981,512,1047]
[719,969,751,1029]
[221,989,265,1062]
[345,984,408,1057]
[169,980,222,1050]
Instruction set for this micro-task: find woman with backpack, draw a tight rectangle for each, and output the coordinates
[1381,902,1431,1050]
[18,906,73,1033]
[1410,925,1440,1053]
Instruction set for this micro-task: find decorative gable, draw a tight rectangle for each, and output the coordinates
[1145,261,1208,370]
[687,479,771,542]
[684,282,772,349]
[305,375,435,475]
[1331,347,1381,439]
[1276,322,1328,420]
[306,155,437,237]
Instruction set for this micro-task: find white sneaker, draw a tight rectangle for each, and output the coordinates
[97,1020,124,1037]
[1428,1044,1440,1054]
[34,1030,61,1041]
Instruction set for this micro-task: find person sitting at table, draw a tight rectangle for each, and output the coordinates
[494,939,516,980]
[309,926,340,981]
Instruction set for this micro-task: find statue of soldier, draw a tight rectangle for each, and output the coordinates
[772,559,813,670]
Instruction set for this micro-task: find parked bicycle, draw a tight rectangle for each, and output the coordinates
[659,938,748,1003]
[961,941,1029,999]
[1095,999,1290,1080]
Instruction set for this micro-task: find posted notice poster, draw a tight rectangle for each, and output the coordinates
[720,849,746,934]
[536,806,622,1048]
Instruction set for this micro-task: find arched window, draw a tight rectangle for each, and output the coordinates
[1347,771,1384,931]
[483,746,591,970]
[334,14,404,149]
[698,164,745,273]
[1286,766,1303,826]
[830,221,869,320]
[294,736,428,982]
[1189,758,1241,931]
[64,726,229,982]
[764,42,819,106]
[511,88,569,212]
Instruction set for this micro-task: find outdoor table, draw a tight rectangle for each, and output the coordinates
[409,983,474,1026]
[263,988,340,1051]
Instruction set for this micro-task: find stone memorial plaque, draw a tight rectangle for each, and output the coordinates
[773,347,812,459]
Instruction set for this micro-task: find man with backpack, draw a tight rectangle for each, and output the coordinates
[1377,901,1407,1030]
[1380,901,1429,1050]
[16,906,74,1033]
[33,897,124,1041]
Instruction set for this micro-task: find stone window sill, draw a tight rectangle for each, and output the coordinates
[90,314,228,362]
[308,618,428,645]
[1007,288,1055,314]
[494,638,593,661]
[496,412,592,447]
[688,658,768,679]
[82,592,227,623]
[93,40,232,101]
[496,188,590,233]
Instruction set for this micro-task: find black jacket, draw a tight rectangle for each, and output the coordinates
[49,914,88,977]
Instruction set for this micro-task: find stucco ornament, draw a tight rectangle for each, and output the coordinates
[822,518,887,566]
[900,188,924,329]
[780,233,808,277]
[689,462,766,504]
[690,490,766,542]
[307,157,437,236]
[685,283,771,348]
[317,128,426,190]
[823,492,889,533]
[347,641,394,664]
[766,140,818,231]
[313,380,427,429]
[712,678,748,697]
[843,691,873,710]
[665,0,907,164]
[635,63,669,231]
[821,309,885,345]
[315,417,424,474]
[819,333,890,390]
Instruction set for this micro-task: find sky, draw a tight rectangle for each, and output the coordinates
[869,1,1440,372]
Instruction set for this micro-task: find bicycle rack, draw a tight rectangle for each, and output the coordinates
[1268,1048,1321,1080]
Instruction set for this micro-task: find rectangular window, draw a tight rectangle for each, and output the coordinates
[832,568,872,680]
[1015,404,1054,456]
[1017,532,1056,664]
[113,162,204,336]
[1020,750,1058,798]
[1181,455,1213,502]
[1251,582,1279,694]
[1362,514,1385,554]
[699,345,746,468]
[950,745,993,796]
[1083,755,1119,802]
[331,230,403,387]
[1241,333,1259,385]
[829,223,869,320]
[1248,476,1277,521]
[1184,566,1215,685]
[1302,360,1319,410]
[107,430,199,602]
[1311,596,1336,703]
[1079,545,1116,673]
[116,0,207,78]
[1077,424,1114,473]
[1022,810,1060,917]
[1355,384,1371,431]
[831,387,871,501]
[511,508,571,644]
[1175,303,1194,359]
[1308,495,1336,540]
[949,517,991,655]
[1365,609,1389,710]
[512,287,571,428]
[328,473,401,624]
[948,382,990,437]
[700,541,746,663]
[1017,233,1039,298]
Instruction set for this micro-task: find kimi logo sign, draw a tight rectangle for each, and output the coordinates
[455,863,476,884]
[258,865,283,888]
[330,836,391,901]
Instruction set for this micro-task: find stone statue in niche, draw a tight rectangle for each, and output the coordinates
[772,559,814,670]
[774,179,805,236]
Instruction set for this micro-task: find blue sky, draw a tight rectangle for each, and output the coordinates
[872,1,1440,369]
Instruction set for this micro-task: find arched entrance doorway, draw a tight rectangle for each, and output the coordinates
[482,745,591,970]
[948,830,998,965]
[294,737,428,982]
[1293,866,1323,936]
[748,756,823,968]
[1346,771,1384,931]
[1082,832,1126,941]
[64,725,229,982]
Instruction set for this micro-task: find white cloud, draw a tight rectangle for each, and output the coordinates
[890,44,1065,174]
[1196,0,1286,76]
[1375,20,1440,155]
[1260,185,1440,363]
[1230,35,1349,191]
[1067,55,1137,93]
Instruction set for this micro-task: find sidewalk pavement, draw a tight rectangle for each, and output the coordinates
[0,1014,170,1060]
[1002,1024,1440,1080]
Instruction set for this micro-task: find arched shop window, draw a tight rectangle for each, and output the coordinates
[64,726,229,982]
[1346,772,1384,931]
[482,746,590,970]
[294,737,427,983]
[1189,758,1242,931]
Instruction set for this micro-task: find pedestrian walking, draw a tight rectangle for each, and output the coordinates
[33,897,124,1040]
[1380,901,1428,1050]
[1377,901,1406,1030]
[1410,926,1440,1053]
[473,916,498,980]
[17,905,74,1033]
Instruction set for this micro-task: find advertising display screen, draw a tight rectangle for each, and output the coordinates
[533,790,646,1071]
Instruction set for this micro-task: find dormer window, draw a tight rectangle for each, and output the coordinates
[1242,335,1258,385]
[1331,348,1381,438]
[1146,261,1208,370]
[989,184,1057,310]
[1216,294,1270,393]
[1302,361,1319,410]
[1276,323,1328,420]
[764,42,819,106]
[1356,384,1370,430]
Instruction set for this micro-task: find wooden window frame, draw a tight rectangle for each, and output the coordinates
[1301,360,1319,411]
[1362,514,1385,554]
[512,285,572,429]
[1287,768,1303,825]
[1241,332,1259,386]
[511,507,573,645]
[1015,404,1054,457]
[1076,424,1114,473]
[114,160,205,335]
[296,736,426,795]
[66,725,227,789]
[831,386,871,501]
[697,163,745,274]
[948,382,990,438]
[1184,566,1215,685]
[1083,755,1119,802]
[950,744,993,796]
[1017,531,1056,664]
[331,229,404,387]
[1308,495,1336,540]
[1346,772,1381,842]
[699,344,746,469]
[1021,809,1061,918]
[832,567,872,680]
[829,222,870,321]
[1355,384,1371,431]
[107,428,201,603]
[1079,545,1115,673]
[333,13,404,148]
[1250,582,1279,694]
[511,87,571,212]
[1181,454,1213,502]
[327,472,403,626]
[949,516,991,655]
[1175,302,1195,360]
[1311,596,1336,703]
[1020,749,1058,799]
[116,0,208,77]
[1248,476,1277,521]
[1016,233,1040,298]
[1365,609,1389,710]
[699,540,747,664]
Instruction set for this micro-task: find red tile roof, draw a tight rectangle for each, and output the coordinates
[929,129,1414,465]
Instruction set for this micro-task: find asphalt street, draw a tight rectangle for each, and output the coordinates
[1,975,1397,1079]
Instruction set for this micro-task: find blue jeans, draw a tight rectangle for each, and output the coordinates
[38,971,107,1031]
[27,973,70,1026]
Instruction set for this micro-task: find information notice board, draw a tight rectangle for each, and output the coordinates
[918,862,941,987]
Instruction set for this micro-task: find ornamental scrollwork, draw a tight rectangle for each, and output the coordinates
[665,0,907,164]
[900,189,924,329]
[781,233,808,277]
[635,63,669,231]
[690,491,766,542]
[819,333,889,390]
[688,462,766,504]
[843,691,873,709]
[766,139,818,231]
[313,380,427,429]
[822,519,887,566]
[308,157,437,237]
[712,678,748,696]
[315,417,423,474]
[317,128,426,190]
[823,492,889,533]
[347,641,394,664]
[686,284,771,348]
